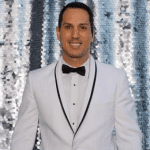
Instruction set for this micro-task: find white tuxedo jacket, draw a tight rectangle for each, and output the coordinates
[11,55,142,150]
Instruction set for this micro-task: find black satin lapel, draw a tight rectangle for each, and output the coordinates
[74,61,97,138]
[55,62,74,134]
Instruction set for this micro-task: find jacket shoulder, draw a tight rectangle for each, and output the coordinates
[96,60,126,77]
[29,61,57,79]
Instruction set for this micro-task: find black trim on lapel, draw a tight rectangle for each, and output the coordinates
[73,61,97,138]
[54,62,74,134]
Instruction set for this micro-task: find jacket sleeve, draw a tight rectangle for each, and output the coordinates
[10,72,38,150]
[115,70,142,150]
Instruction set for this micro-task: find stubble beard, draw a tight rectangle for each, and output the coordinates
[62,48,89,60]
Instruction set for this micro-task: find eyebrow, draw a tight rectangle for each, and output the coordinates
[62,22,89,26]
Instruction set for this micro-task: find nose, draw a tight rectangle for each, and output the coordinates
[72,27,79,38]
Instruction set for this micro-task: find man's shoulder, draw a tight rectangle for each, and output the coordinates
[29,61,57,78]
[96,60,126,77]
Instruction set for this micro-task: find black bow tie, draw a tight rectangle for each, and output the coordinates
[62,64,86,76]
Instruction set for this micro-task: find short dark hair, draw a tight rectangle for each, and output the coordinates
[58,2,94,35]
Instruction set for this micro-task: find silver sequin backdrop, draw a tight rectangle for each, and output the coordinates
[0,0,150,149]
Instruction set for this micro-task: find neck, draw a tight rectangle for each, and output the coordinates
[62,53,89,68]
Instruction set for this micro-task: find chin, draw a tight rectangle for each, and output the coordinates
[63,47,88,59]
[69,54,83,58]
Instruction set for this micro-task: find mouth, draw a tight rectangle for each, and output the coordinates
[69,42,82,49]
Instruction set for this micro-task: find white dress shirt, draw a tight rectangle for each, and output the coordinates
[61,57,90,131]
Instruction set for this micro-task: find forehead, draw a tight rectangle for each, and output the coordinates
[62,8,90,24]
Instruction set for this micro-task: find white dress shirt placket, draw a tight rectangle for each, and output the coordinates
[70,73,79,131]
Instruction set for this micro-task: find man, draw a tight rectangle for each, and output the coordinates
[11,2,142,150]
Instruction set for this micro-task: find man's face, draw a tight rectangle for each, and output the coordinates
[56,8,93,59]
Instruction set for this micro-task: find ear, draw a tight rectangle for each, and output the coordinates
[56,26,60,41]
[91,33,94,43]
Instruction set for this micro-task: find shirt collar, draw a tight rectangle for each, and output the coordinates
[61,56,90,78]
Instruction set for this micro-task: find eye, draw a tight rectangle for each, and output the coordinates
[65,25,71,29]
[80,26,87,30]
